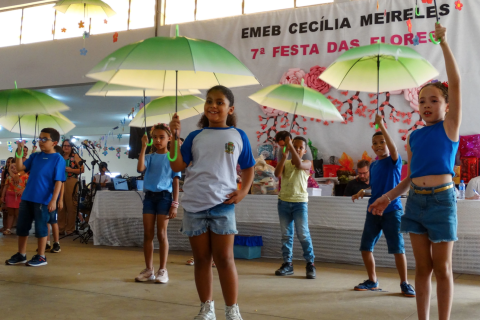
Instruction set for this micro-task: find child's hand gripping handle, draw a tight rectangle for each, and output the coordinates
[168,113,181,162]
[430,22,446,45]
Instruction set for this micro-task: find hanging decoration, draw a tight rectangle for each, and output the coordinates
[61,28,67,33]
[117,134,122,141]
[7,141,13,153]
[108,146,115,151]
[78,20,85,28]
[80,48,88,56]
[116,147,121,159]
[113,32,119,43]
[83,31,90,38]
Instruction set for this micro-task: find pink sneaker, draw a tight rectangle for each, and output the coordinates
[155,269,169,283]
[135,268,155,282]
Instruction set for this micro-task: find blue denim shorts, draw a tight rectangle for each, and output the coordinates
[143,191,172,215]
[360,209,405,254]
[401,182,457,243]
[16,200,50,238]
[48,210,58,224]
[180,203,237,237]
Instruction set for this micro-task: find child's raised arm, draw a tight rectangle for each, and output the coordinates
[169,114,188,173]
[274,148,288,178]
[137,134,148,173]
[438,23,462,141]
[375,114,398,162]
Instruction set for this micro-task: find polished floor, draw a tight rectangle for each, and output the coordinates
[1,234,480,320]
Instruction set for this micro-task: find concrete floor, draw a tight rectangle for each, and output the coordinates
[1,235,480,320]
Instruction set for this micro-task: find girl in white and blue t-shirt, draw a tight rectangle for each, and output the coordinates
[170,86,255,320]
[135,124,181,284]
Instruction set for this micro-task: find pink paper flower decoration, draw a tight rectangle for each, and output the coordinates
[304,66,332,94]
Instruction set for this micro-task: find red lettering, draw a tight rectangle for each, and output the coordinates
[251,48,259,59]
[327,42,337,53]
[338,40,349,52]
[309,44,319,55]
[404,33,414,45]
[281,46,289,56]
[417,32,427,44]
[370,37,379,44]
[428,31,435,43]
[291,45,299,56]
[300,44,310,55]
[273,46,280,58]
[391,35,402,45]
[350,39,360,47]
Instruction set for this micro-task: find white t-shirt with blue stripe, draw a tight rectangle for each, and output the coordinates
[180,127,255,213]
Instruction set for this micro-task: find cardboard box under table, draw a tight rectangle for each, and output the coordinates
[233,235,263,259]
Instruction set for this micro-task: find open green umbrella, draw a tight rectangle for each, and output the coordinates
[0,88,70,117]
[54,0,116,18]
[249,80,343,151]
[0,112,75,136]
[86,25,259,161]
[85,81,201,97]
[129,95,204,128]
[319,42,438,128]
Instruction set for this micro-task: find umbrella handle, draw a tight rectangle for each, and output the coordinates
[15,148,24,159]
[145,133,153,147]
[167,140,178,162]
[415,6,420,16]
[429,32,441,45]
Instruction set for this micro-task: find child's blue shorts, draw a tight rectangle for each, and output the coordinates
[143,191,172,216]
[401,182,457,243]
[180,203,237,237]
[360,209,405,254]
[16,200,50,238]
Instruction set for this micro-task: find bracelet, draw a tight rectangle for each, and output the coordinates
[382,194,392,204]
[15,148,24,159]
[171,201,179,208]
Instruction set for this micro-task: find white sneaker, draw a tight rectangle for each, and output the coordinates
[194,300,216,320]
[135,268,155,282]
[225,304,243,320]
[154,268,169,283]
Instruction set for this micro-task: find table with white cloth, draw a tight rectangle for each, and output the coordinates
[90,192,480,275]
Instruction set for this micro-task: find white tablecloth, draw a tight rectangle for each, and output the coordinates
[90,192,480,275]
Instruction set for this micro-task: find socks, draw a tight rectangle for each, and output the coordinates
[47,241,51,246]
[19,253,26,258]
[40,255,46,258]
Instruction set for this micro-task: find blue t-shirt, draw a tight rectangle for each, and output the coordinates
[143,153,181,193]
[180,127,256,212]
[368,155,403,213]
[22,152,66,205]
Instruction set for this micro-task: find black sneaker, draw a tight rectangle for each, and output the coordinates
[50,242,61,253]
[275,262,294,276]
[36,243,52,253]
[5,252,27,265]
[306,262,316,279]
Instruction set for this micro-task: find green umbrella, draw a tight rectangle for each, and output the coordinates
[129,95,204,128]
[87,25,259,161]
[0,88,70,117]
[86,81,201,97]
[54,0,116,18]
[319,42,438,128]
[0,112,75,136]
[249,80,343,152]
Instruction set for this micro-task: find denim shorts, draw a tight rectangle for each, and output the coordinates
[401,182,457,243]
[360,209,405,254]
[143,191,172,215]
[180,203,237,237]
[16,200,50,238]
[48,210,58,224]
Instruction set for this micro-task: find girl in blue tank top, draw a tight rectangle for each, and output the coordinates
[369,24,461,320]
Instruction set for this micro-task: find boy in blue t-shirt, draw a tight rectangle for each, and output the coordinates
[5,128,66,267]
[352,115,415,297]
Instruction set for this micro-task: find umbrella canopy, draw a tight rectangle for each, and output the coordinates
[0,88,70,117]
[86,33,259,90]
[129,95,204,128]
[54,0,116,18]
[86,81,201,97]
[319,42,439,93]
[0,112,75,136]
[249,82,343,122]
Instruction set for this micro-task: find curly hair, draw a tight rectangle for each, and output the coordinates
[197,85,237,128]
[419,82,449,103]
[149,123,172,154]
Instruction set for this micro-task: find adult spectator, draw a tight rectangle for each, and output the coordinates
[465,176,480,200]
[344,160,370,197]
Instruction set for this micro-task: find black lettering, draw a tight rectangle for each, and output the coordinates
[414,7,425,19]
[320,20,324,31]
[427,6,436,19]
[391,10,402,22]
[325,19,333,30]
[340,18,351,29]
[335,18,338,29]
[360,14,372,26]
[289,23,298,34]
[386,11,390,23]
[241,28,248,38]
[299,22,308,33]
[250,27,261,37]
[439,4,450,16]
[272,25,281,36]
[263,26,270,37]
[404,8,413,21]
[309,21,319,32]
[375,13,384,24]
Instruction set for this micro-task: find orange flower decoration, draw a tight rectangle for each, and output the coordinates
[455,0,463,11]
[78,20,85,28]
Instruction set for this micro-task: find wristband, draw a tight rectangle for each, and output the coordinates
[171,201,179,208]
[382,194,392,203]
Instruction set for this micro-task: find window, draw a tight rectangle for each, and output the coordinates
[54,8,91,40]
[196,0,242,21]
[129,0,156,30]
[244,0,293,14]
[165,0,195,25]
[0,9,22,47]
[21,4,55,44]
[296,0,334,7]
[90,0,129,35]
